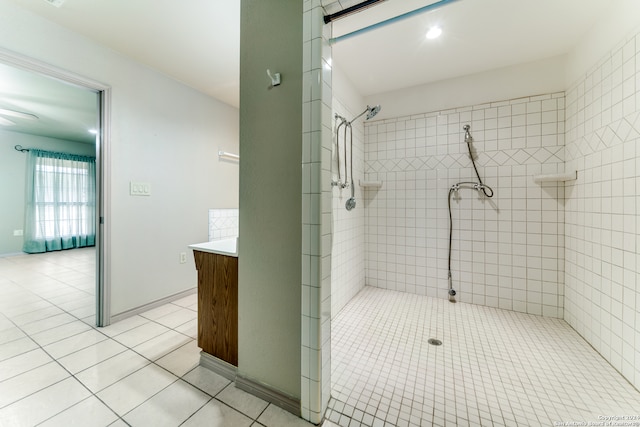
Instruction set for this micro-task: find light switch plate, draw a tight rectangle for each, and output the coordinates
[130,182,151,196]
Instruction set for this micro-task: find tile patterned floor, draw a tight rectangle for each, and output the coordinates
[0,248,312,427]
[327,286,640,427]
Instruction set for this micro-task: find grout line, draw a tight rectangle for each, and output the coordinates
[1,249,278,426]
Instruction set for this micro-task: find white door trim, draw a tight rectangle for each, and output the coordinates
[0,46,112,326]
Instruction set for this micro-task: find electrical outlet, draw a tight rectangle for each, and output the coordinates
[179,252,187,264]
[13,229,23,236]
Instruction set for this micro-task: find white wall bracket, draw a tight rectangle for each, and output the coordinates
[266,69,281,88]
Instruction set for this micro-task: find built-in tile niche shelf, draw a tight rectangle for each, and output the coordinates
[533,171,577,183]
[359,180,383,188]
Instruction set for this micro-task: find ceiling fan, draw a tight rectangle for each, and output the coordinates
[0,108,39,126]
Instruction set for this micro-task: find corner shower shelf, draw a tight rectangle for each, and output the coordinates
[359,180,383,188]
[533,171,577,183]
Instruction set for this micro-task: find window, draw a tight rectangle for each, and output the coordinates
[23,150,96,253]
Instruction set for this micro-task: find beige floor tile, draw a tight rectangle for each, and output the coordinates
[155,339,200,377]
[123,380,210,427]
[182,398,253,427]
[258,405,315,427]
[97,363,177,416]
[38,396,119,427]
[216,384,269,419]
[182,366,231,397]
[0,362,69,408]
[75,350,150,393]
[0,377,91,426]
[132,330,192,361]
[57,339,127,374]
[0,348,52,382]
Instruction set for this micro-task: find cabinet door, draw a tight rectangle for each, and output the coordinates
[194,251,238,366]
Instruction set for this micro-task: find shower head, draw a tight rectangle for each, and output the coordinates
[349,104,382,124]
[366,105,381,120]
[463,124,472,144]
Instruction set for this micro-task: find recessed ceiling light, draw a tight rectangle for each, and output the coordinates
[426,27,442,40]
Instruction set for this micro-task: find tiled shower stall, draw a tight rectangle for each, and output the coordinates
[326,11,640,417]
[363,93,566,317]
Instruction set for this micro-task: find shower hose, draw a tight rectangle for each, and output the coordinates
[447,129,494,300]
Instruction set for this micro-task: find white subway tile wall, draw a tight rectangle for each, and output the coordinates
[208,209,238,241]
[363,93,566,317]
[331,98,366,317]
[302,0,333,422]
[564,28,640,391]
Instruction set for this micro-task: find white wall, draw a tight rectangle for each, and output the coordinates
[366,55,566,121]
[238,0,302,405]
[565,0,640,87]
[0,0,239,316]
[564,4,640,391]
[0,131,95,255]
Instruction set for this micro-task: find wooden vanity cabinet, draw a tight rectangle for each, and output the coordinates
[193,250,238,366]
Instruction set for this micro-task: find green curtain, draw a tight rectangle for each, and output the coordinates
[23,149,96,254]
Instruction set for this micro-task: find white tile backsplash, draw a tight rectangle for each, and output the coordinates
[208,209,238,241]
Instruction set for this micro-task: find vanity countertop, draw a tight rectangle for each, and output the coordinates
[189,238,238,257]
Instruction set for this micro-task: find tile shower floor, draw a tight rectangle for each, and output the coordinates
[0,248,311,427]
[327,287,640,427]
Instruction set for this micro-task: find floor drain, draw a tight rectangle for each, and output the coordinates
[428,338,442,346]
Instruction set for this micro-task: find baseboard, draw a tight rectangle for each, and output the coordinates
[199,354,302,419]
[199,351,237,381]
[109,287,196,324]
[235,374,300,418]
[0,252,24,258]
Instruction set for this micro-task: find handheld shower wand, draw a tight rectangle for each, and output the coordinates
[343,104,382,211]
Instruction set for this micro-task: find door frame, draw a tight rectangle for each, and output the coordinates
[0,47,112,326]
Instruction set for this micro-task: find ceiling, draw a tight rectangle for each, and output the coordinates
[0,62,98,144]
[328,0,612,96]
[6,0,240,108]
[1,0,613,143]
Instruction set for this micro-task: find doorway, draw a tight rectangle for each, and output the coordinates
[0,47,110,326]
